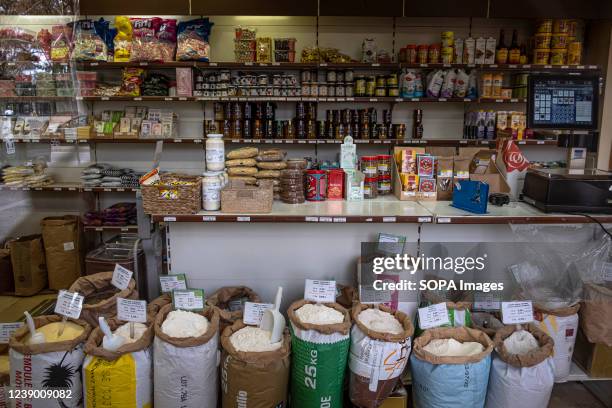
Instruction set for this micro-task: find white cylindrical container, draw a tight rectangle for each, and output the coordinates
[202,171,223,211]
[206,133,225,171]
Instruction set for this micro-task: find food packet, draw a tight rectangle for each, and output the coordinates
[453,69,469,98]
[72,19,107,61]
[130,17,162,62]
[119,67,144,96]
[401,69,417,98]
[50,25,72,62]
[176,18,214,61]
[113,16,132,62]
[467,70,478,99]
[94,18,115,60]
[156,19,177,62]
[440,69,457,98]
[36,29,52,60]
[426,70,445,98]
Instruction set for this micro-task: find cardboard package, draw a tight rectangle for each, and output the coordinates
[469,149,511,194]
[436,157,454,200]
[8,235,47,296]
[393,146,425,201]
[41,216,83,290]
[495,139,529,198]
[574,329,612,378]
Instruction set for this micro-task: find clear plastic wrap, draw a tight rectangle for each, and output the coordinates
[72,19,107,61]
[176,18,213,61]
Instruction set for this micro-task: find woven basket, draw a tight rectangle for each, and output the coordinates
[221,180,273,213]
[142,174,202,215]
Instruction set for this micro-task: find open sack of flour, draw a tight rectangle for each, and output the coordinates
[9,315,92,408]
[485,324,555,408]
[207,286,261,332]
[83,318,153,408]
[349,304,414,408]
[410,327,494,408]
[471,312,505,338]
[147,294,172,317]
[534,303,579,382]
[288,300,351,408]
[69,271,138,327]
[154,304,220,408]
[220,320,291,408]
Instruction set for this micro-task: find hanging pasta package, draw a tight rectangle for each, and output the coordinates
[176,18,214,61]
[72,19,107,61]
[114,16,132,62]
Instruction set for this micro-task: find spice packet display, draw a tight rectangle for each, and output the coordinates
[50,24,72,62]
[72,19,107,61]
[419,177,436,193]
[417,154,434,177]
[119,67,144,96]
[113,16,132,62]
[130,17,162,62]
[400,174,419,192]
[176,18,213,61]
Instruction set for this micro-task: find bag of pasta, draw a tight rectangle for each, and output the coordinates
[72,19,107,61]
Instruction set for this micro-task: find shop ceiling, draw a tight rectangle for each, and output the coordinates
[78,0,612,18]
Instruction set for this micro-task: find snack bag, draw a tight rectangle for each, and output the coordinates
[114,16,132,62]
[94,18,116,60]
[156,19,177,62]
[72,19,107,61]
[130,17,162,62]
[119,68,144,96]
[176,18,214,61]
[50,25,71,62]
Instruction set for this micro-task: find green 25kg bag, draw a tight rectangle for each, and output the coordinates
[288,300,351,408]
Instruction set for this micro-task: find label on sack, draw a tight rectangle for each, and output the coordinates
[501,301,534,324]
[63,241,75,251]
[473,292,501,311]
[54,290,84,319]
[159,274,187,293]
[418,302,450,329]
[0,322,23,343]
[173,289,205,311]
[243,302,275,325]
[304,279,337,303]
[117,298,147,323]
[111,264,133,290]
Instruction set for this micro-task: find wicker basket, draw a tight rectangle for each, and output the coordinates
[221,180,273,213]
[142,174,202,215]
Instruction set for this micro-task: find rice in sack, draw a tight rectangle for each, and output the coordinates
[206,286,261,333]
[349,304,414,408]
[9,316,92,408]
[485,324,555,408]
[288,300,351,408]
[69,271,138,328]
[83,318,154,408]
[410,327,494,408]
[220,321,290,408]
[534,303,579,382]
[154,305,220,408]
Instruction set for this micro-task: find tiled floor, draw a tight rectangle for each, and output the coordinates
[549,382,610,408]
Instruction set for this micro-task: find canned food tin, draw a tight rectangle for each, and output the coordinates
[375,87,386,97]
[326,70,336,83]
[305,170,327,201]
[386,74,398,88]
[355,76,366,96]
[567,42,582,65]
[344,70,354,82]
[441,31,454,48]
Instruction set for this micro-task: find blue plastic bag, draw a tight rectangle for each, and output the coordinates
[176,18,214,61]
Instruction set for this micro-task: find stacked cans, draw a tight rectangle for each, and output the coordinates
[280,164,305,204]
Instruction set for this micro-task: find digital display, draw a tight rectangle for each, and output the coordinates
[528,75,598,130]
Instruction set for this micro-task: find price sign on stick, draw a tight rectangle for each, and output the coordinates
[117,298,147,323]
[159,274,187,293]
[172,289,205,311]
[501,301,534,324]
[243,302,274,325]
[304,279,336,303]
[418,302,450,330]
[0,323,23,344]
[112,264,133,290]
[54,290,84,319]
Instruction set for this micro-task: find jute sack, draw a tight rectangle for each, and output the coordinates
[349,304,414,408]
[534,303,579,382]
[154,304,220,408]
[9,315,92,408]
[485,324,555,408]
[83,318,154,408]
[220,321,291,408]
[206,286,261,333]
[147,294,172,317]
[288,300,351,408]
[411,327,494,408]
[471,312,504,338]
[416,300,473,334]
[580,283,612,347]
[69,271,138,328]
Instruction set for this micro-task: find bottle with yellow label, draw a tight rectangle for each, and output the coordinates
[495,29,508,64]
[508,30,521,64]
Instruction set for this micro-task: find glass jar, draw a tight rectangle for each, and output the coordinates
[377,175,391,195]
[202,171,224,211]
[361,156,378,177]
[364,177,378,199]
[377,154,391,176]
[355,76,366,96]
[366,76,376,97]
[205,133,225,171]
[326,70,336,83]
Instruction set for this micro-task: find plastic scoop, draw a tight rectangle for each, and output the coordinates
[260,287,285,344]
[24,311,45,344]
[99,317,125,351]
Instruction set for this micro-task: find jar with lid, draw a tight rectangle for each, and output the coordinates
[428,44,440,63]
[375,87,386,97]
[355,76,366,96]
[202,171,224,211]
[364,177,378,199]
[319,83,328,97]
[205,133,225,171]
[301,82,311,96]
[377,155,391,176]
[301,70,312,82]
[336,71,344,82]
[377,175,391,195]
[406,45,417,63]
[326,70,337,83]
[344,69,354,82]
[336,83,345,97]
[310,82,319,97]
[366,76,376,97]
[361,156,379,177]
[386,74,398,88]
[376,75,386,88]
[345,84,354,97]
[328,85,336,97]
[417,45,428,64]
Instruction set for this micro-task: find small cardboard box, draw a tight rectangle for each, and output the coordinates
[393,146,425,201]
[574,329,612,378]
[468,149,511,194]
[379,385,408,408]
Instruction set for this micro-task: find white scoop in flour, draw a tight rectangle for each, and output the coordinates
[259,287,285,344]
[99,316,125,351]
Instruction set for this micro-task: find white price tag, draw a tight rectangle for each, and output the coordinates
[473,292,501,311]
[111,264,133,290]
[304,279,337,303]
[0,322,23,343]
[159,274,187,293]
[242,302,274,326]
[382,217,396,223]
[63,241,75,251]
[501,301,534,324]
[172,289,205,311]
[116,298,147,323]
[54,290,84,319]
[418,303,450,329]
